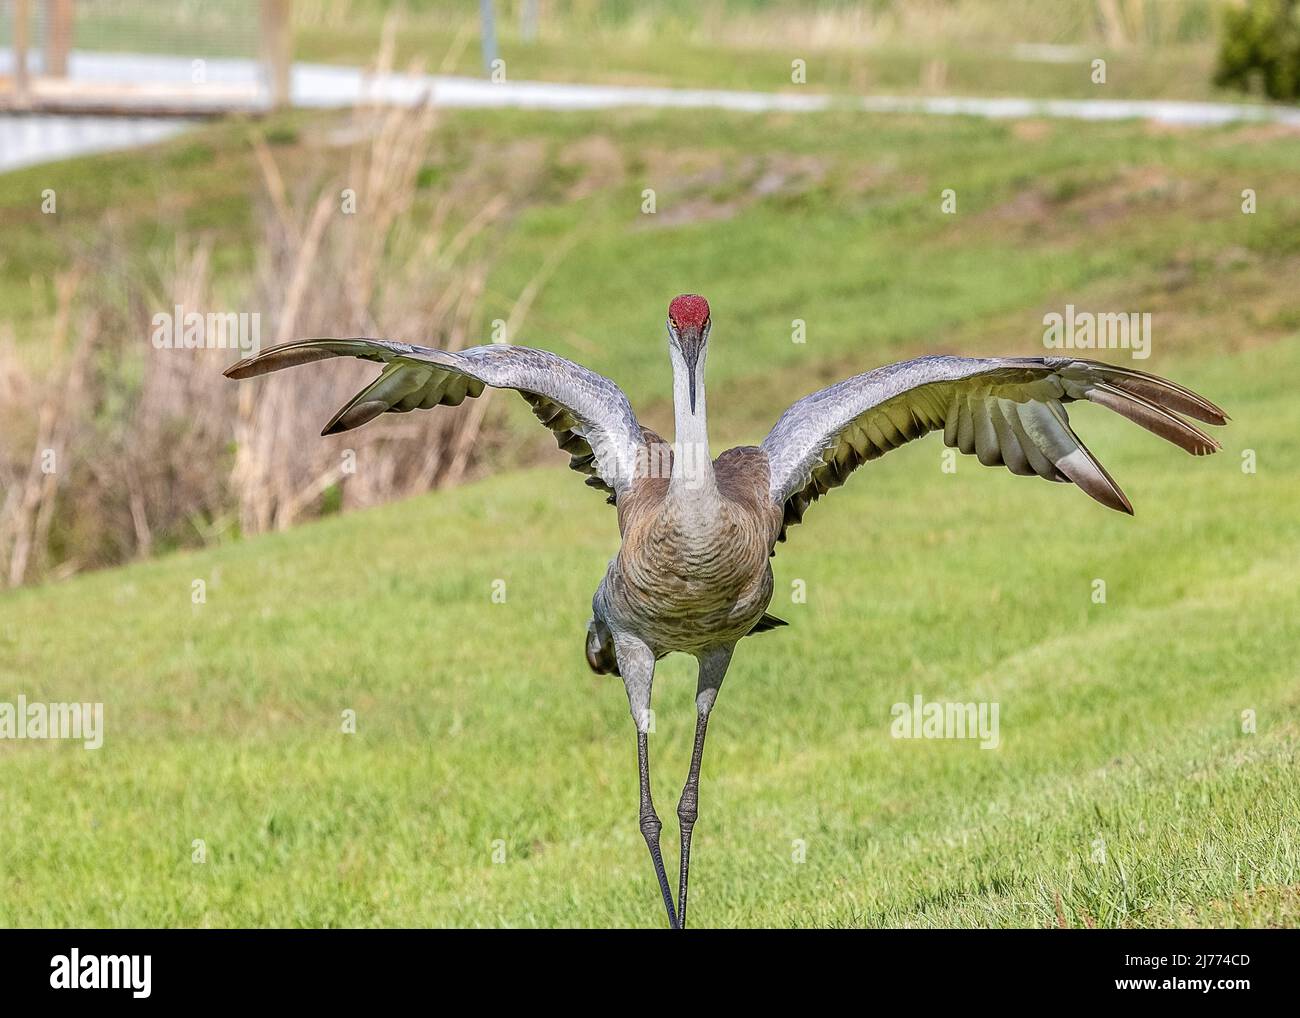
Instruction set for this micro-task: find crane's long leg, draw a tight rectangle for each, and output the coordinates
[638,730,678,929]
[616,633,678,928]
[676,644,733,930]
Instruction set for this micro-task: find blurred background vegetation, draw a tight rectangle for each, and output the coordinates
[1216,0,1300,99]
[291,0,1236,101]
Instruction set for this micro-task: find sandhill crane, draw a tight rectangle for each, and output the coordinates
[225,293,1227,928]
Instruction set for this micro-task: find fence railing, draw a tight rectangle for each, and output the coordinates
[1,0,289,115]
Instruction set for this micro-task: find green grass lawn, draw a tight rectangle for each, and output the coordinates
[1,328,1296,926]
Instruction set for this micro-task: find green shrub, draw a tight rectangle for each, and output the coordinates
[1215,0,1300,100]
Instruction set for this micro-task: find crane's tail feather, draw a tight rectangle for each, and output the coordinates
[585,617,620,676]
[748,612,789,635]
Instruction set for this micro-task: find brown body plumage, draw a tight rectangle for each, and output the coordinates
[605,444,781,656]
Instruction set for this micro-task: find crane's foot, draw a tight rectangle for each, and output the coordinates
[637,730,678,929]
[676,709,711,930]
[640,808,679,929]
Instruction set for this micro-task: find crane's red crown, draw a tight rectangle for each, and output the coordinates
[668,294,710,330]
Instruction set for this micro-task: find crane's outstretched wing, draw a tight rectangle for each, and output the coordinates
[760,355,1227,542]
[225,339,653,501]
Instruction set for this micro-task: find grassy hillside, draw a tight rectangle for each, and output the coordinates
[6,105,1300,380]
[1,327,1296,926]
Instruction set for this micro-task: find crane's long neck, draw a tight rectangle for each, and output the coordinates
[669,342,716,499]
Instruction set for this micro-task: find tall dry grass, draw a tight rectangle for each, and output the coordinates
[0,271,95,586]
[232,96,500,534]
[0,88,565,588]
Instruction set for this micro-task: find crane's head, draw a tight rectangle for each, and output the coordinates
[667,294,711,413]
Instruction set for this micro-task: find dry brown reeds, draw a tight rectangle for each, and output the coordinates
[0,77,568,587]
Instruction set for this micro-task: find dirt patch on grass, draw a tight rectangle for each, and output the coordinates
[1211,122,1300,146]
[557,134,626,199]
[981,187,1052,224]
[637,151,829,228]
[1011,120,1054,142]
[964,165,1208,244]
[1070,167,1192,228]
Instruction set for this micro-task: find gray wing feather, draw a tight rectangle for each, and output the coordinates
[760,354,1227,541]
[225,338,646,500]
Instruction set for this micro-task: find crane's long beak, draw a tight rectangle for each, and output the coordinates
[678,327,703,414]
